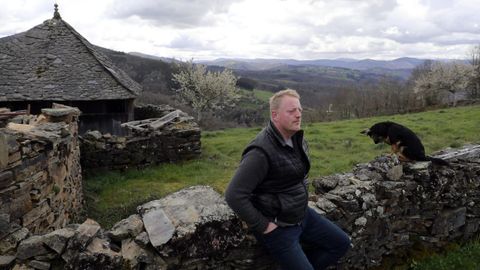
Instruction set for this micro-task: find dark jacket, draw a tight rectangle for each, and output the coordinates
[225,121,310,232]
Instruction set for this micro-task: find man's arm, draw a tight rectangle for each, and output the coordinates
[225,148,273,233]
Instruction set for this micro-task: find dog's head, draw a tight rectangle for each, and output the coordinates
[361,122,392,144]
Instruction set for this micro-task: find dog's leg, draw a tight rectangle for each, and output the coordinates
[391,142,401,155]
[392,142,410,162]
[398,153,410,162]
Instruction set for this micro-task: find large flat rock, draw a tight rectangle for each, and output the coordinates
[137,185,235,251]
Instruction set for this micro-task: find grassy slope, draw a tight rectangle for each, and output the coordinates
[85,105,480,229]
[252,89,274,102]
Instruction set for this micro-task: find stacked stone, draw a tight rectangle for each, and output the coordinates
[311,145,480,268]
[0,105,83,262]
[80,108,201,171]
[2,186,274,270]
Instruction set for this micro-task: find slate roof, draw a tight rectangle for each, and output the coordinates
[0,11,142,102]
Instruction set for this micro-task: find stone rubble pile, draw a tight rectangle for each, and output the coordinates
[80,105,201,172]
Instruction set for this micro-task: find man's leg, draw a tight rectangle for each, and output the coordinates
[255,226,314,270]
[300,207,351,269]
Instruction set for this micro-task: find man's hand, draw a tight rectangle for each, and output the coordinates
[263,222,278,234]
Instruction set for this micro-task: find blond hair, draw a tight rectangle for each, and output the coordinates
[269,89,300,111]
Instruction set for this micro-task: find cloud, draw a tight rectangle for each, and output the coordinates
[106,0,242,28]
[429,1,479,34]
[0,0,478,60]
[0,0,51,34]
[168,34,209,50]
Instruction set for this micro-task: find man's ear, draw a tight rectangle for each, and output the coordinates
[271,110,277,121]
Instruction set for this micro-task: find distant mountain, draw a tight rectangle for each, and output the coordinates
[128,52,177,63]
[199,57,429,71]
[98,47,417,104]
[96,44,435,96]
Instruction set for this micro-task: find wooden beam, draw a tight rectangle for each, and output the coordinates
[148,110,180,130]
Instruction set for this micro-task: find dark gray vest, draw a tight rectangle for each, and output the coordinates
[243,121,310,224]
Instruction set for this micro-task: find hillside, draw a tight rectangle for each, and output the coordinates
[231,64,405,92]
[97,48,458,127]
[96,47,175,96]
[199,57,426,71]
[99,47,420,99]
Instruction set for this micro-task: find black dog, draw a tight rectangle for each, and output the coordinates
[361,121,449,166]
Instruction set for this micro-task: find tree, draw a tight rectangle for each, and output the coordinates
[236,77,258,90]
[413,61,473,106]
[468,44,480,99]
[408,60,433,87]
[172,60,239,122]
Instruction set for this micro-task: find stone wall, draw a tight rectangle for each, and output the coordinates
[0,104,83,253]
[2,145,480,270]
[0,186,268,270]
[312,145,480,268]
[80,105,201,171]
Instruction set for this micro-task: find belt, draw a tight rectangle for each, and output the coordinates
[274,217,301,227]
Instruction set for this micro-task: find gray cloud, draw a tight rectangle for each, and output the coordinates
[80,0,480,59]
[1,0,478,60]
[257,31,312,47]
[431,34,480,46]
[107,0,242,28]
[358,0,398,20]
[168,35,210,50]
[303,0,479,48]
[432,10,479,34]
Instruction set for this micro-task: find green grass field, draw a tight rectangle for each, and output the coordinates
[84,105,480,268]
[410,237,480,270]
[252,88,274,102]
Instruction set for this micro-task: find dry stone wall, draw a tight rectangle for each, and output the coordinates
[312,144,480,268]
[0,186,266,270]
[80,105,201,171]
[2,145,480,270]
[0,104,83,253]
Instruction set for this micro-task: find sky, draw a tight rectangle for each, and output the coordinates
[0,0,479,61]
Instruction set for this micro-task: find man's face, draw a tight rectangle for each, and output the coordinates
[272,95,302,138]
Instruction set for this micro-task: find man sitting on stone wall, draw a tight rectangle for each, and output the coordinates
[225,89,351,269]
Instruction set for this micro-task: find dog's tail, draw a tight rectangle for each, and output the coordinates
[425,156,450,167]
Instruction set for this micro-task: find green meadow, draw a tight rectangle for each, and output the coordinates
[84,105,480,268]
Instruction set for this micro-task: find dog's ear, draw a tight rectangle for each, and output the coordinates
[369,122,389,136]
[360,128,370,135]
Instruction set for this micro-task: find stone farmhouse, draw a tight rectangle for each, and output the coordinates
[0,5,142,135]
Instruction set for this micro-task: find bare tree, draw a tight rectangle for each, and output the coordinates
[408,60,433,86]
[172,60,239,122]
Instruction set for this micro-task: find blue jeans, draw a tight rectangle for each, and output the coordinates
[254,207,351,270]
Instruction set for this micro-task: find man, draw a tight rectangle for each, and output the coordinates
[225,89,350,270]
